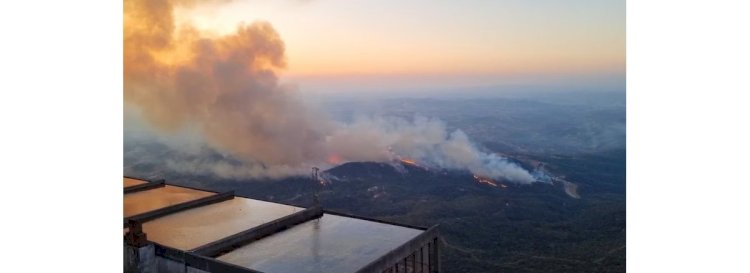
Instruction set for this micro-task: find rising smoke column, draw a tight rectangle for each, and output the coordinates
[125,0,335,177]
[124,0,536,183]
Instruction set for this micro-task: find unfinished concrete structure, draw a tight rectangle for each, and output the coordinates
[123,176,441,273]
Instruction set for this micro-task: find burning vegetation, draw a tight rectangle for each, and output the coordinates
[473,175,508,188]
[398,158,431,171]
[124,0,540,184]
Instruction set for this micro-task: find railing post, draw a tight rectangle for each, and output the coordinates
[124,220,156,273]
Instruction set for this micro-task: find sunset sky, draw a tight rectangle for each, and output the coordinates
[175,0,625,94]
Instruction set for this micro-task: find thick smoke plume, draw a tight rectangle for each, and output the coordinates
[124,0,536,183]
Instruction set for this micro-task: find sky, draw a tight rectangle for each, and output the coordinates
[175,0,625,94]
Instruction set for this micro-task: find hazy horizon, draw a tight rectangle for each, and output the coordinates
[174,0,624,96]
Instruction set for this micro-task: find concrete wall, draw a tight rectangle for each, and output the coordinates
[125,244,156,273]
[355,225,441,273]
[156,256,209,273]
[157,256,184,273]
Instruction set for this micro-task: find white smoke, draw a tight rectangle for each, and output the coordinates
[324,116,536,183]
[124,0,538,184]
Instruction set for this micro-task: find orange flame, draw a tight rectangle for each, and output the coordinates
[473,175,498,187]
[327,154,342,164]
[400,159,418,166]
[399,158,432,171]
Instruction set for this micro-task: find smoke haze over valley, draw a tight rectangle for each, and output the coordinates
[125,91,626,273]
[125,0,554,184]
[124,1,625,272]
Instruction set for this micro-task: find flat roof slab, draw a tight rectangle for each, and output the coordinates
[217,213,423,273]
[124,177,148,188]
[143,197,303,251]
[124,185,214,218]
